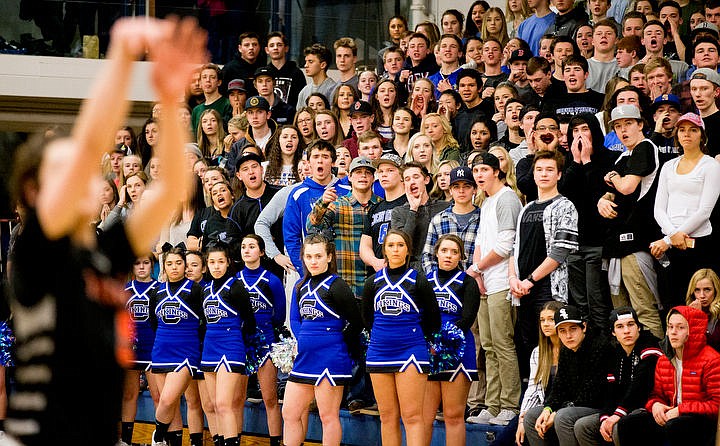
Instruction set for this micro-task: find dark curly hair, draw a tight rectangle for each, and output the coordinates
[265,125,306,186]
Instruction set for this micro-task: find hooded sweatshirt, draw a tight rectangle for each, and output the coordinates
[283,177,352,272]
[646,306,720,417]
[563,114,621,246]
[266,60,307,110]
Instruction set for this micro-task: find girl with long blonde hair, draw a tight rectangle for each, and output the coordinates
[686,268,720,352]
[196,109,227,162]
[505,0,530,38]
[405,132,439,174]
[480,8,509,48]
[421,113,460,162]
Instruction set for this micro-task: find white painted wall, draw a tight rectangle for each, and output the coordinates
[0,54,155,101]
[0,54,154,132]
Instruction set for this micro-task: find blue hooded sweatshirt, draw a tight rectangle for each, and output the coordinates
[283,176,351,272]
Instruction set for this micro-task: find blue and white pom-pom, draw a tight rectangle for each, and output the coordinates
[429,321,465,375]
[269,335,297,374]
[0,321,15,367]
[244,329,273,374]
[347,329,370,366]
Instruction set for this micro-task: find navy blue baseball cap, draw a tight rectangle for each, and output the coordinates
[245,95,270,111]
[449,166,474,186]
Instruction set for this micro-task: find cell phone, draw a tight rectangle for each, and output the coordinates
[686,238,695,249]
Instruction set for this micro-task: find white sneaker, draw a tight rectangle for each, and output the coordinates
[466,408,496,424]
[489,409,518,426]
[151,430,167,446]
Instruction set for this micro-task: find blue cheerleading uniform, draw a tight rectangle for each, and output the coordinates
[201,273,256,373]
[427,268,481,381]
[151,278,203,375]
[237,266,286,366]
[125,279,158,371]
[191,278,210,380]
[362,266,440,374]
[289,271,363,386]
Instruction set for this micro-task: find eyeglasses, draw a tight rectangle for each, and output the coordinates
[297,118,313,124]
[535,125,559,132]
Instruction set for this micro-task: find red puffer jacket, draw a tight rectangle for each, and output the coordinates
[645,306,720,417]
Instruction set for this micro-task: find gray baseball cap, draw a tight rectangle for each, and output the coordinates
[691,68,720,88]
[349,156,376,173]
[375,153,403,168]
[609,105,642,126]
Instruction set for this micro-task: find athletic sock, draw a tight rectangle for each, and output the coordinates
[189,432,204,446]
[121,421,134,444]
[213,434,225,446]
[269,435,282,446]
[167,429,183,446]
[153,420,170,443]
[224,435,240,446]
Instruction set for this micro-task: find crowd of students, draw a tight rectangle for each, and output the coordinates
[8,1,720,446]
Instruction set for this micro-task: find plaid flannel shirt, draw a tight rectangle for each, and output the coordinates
[306,193,382,296]
[421,205,481,274]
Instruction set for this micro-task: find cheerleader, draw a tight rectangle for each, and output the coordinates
[423,235,480,446]
[185,250,208,285]
[121,254,159,446]
[155,245,210,446]
[236,235,285,446]
[184,248,217,446]
[361,229,440,446]
[202,243,256,446]
[151,246,204,446]
[282,234,364,446]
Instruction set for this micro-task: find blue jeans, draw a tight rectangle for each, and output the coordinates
[346,361,374,405]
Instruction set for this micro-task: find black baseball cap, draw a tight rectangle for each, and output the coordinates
[349,100,373,116]
[254,66,274,79]
[509,49,531,64]
[609,306,641,327]
[555,305,585,328]
[471,151,501,170]
[235,151,264,170]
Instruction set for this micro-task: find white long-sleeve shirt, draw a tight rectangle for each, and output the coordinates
[520,347,546,415]
[654,155,720,238]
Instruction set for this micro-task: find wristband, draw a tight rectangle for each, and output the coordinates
[471,263,480,273]
[543,406,552,413]
[663,236,672,246]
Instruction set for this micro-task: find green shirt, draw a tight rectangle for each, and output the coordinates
[191,97,232,137]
